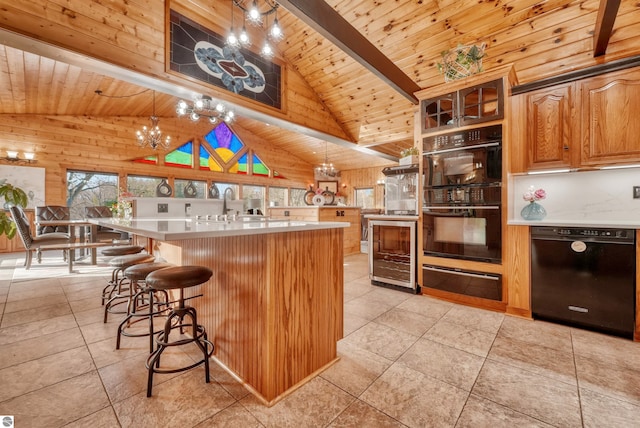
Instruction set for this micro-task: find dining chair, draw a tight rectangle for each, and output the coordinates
[35,205,70,234]
[10,206,71,269]
[84,206,127,242]
[35,205,71,261]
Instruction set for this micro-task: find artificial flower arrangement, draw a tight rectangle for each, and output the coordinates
[111,188,135,218]
[522,186,546,203]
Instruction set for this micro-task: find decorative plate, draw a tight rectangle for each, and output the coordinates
[321,189,335,205]
[208,183,220,199]
[304,189,316,206]
[183,181,197,198]
[312,194,325,206]
[156,179,173,197]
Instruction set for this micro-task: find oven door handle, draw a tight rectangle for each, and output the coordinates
[423,266,500,281]
[423,141,500,156]
[422,205,500,216]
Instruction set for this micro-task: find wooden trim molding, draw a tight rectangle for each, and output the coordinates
[512,55,640,95]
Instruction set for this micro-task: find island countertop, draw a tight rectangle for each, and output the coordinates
[89,217,348,241]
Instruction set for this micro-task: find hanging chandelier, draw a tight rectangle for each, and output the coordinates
[315,142,337,176]
[176,96,235,124]
[226,0,284,58]
[136,91,171,150]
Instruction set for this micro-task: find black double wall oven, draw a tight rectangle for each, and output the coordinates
[422,125,503,301]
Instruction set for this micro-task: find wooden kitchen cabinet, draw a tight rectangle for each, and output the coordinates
[421,78,504,132]
[515,66,640,171]
[580,67,640,167]
[269,206,361,254]
[516,82,578,171]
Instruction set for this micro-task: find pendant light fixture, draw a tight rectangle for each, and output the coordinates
[136,91,171,150]
[316,142,336,177]
[226,0,284,58]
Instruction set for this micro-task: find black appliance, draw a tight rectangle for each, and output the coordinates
[531,226,636,339]
[368,219,418,293]
[422,125,502,263]
[422,265,502,301]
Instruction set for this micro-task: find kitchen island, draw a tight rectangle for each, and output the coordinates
[90,217,347,405]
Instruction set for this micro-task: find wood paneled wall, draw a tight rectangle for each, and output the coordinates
[0,114,316,205]
[340,165,392,209]
[0,0,352,144]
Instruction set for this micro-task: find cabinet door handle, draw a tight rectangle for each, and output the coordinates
[563,145,569,150]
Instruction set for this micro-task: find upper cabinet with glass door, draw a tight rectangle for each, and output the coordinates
[421,78,504,133]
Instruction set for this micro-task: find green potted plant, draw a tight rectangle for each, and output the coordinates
[0,180,28,238]
[437,43,486,82]
[400,146,419,165]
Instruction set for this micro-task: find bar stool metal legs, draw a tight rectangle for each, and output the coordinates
[143,265,213,397]
[116,262,173,351]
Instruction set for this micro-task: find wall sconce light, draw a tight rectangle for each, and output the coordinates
[3,150,37,164]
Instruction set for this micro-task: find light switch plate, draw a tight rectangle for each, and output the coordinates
[157,203,168,213]
[634,187,640,199]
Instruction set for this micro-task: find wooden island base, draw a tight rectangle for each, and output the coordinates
[154,228,344,405]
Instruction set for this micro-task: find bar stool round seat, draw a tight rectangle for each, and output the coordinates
[116,261,174,351]
[103,253,156,322]
[144,265,214,397]
[101,245,144,256]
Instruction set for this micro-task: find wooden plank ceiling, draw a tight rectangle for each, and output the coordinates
[1,0,639,171]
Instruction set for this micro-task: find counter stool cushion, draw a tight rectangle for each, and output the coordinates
[102,245,144,256]
[146,266,213,290]
[124,262,175,282]
[109,253,155,269]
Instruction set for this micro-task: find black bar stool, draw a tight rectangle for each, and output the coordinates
[116,261,174,351]
[144,265,214,397]
[103,252,156,323]
[100,245,145,306]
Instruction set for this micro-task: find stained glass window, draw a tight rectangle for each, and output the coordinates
[138,122,285,178]
[165,141,194,168]
[252,153,269,176]
[134,155,158,165]
[199,145,223,171]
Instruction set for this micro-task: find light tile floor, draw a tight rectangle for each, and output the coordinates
[1,252,640,427]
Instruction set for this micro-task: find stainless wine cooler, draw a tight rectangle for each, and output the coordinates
[368,219,418,292]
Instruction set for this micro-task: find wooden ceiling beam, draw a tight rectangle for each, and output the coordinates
[278,0,421,104]
[593,0,621,57]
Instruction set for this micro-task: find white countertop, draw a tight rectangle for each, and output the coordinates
[364,214,419,221]
[89,217,349,241]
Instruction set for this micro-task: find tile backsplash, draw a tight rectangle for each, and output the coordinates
[509,167,640,225]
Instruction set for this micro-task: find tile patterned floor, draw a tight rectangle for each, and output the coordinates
[1,252,640,427]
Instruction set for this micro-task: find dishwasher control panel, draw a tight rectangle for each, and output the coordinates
[532,226,634,243]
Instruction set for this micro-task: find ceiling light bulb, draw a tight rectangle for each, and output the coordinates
[194,99,205,109]
[215,103,226,113]
[248,1,261,23]
[208,116,219,124]
[270,18,283,40]
[190,112,200,121]
[239,26,250,45]
[261,42,274,58]
[227,28,239,48]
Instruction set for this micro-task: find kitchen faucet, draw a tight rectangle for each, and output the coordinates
[222,187,235,215]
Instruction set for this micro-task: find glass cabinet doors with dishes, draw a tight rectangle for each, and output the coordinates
[421,78,504,132]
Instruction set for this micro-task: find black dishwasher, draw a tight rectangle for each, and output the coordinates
[531,226,636,339]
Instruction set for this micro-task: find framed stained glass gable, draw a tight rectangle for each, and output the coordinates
[199,145,223,171]
[134,155,158,165]
[251,153,269,176]
[165,141,194,168]
[169,10,282,110]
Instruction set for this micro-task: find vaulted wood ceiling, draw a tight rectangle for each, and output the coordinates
[1,0,639,171]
